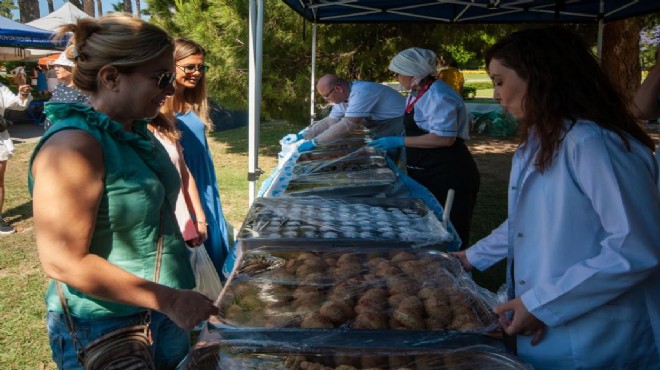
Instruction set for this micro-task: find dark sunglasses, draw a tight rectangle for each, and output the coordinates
[176,64,210,74]
[156,71,176,89]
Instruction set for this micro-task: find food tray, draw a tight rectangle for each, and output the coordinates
[296,146,381,163]
[291,153,387,177]
[178,330,531,370]
[237,197,454,246]
[284,168,397,197]
[215,246,497,332]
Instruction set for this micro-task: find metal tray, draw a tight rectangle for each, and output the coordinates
[291,154,388,177]
[237,197,453,246]
[179,331,528,370]
[284,168,397,196]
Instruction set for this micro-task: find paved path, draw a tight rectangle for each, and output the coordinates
[8,122,43,144]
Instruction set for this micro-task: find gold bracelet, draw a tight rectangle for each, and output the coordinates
[197,220,208,226]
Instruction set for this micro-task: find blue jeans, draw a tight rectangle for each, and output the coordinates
[47,310,190,370]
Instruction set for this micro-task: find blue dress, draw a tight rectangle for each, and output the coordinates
[36,70,47,92]
[176,111,230,274]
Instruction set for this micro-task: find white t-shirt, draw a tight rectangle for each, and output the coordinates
[329,81,405,121]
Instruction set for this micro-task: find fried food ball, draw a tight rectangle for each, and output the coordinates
[337,253,360,266]
[391,251,417,263]
[392,308,426,330]
[387,293,409,308]
[352,310,388,329]
[319,301,348,324]
[358,288,388,309]
[300,314,334,329]
[387,277,419,296]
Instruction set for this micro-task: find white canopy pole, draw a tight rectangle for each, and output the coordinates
[310,23,317,125]
[248,0,264,206]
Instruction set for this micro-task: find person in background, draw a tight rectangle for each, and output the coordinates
[281,74,406,163]
[438,58,465,95]
[30,14,218,369]
[10,63,27,87]
[370,47,479,250]
[0,82,31,235]
[43,50,89,131]
[451,27,660,369]
[632,47,660,191]
[148,112,208,247]
[35,65,48,93]
[46,65,58,93]
[161,38,230,275]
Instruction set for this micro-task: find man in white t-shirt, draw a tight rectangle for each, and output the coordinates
[282,74,406,161]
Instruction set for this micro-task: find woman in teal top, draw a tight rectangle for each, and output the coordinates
[29,15,217,370]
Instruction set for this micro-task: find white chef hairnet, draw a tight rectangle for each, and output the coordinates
[389,47,437,78]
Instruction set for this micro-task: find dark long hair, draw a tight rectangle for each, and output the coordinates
[485,27,654,172]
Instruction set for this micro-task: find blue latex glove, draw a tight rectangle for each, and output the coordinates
[281,133,303,144]
[297,140,317,153]
[368,136,404,150]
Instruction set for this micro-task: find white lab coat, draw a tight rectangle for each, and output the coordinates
[467,120,660,369]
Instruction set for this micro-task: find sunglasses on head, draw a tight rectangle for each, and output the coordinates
[176,64,210,74]
[156,71,176,89]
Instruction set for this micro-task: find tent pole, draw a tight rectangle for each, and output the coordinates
[248,0,264,206]
[597,0,604,64]
[310,23,317,125]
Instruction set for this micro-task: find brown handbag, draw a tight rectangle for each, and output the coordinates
[56,224,164,370]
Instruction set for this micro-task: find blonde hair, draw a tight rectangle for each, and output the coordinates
[54,13,173,93]
[149,112,181,142]
[162,38,213,131]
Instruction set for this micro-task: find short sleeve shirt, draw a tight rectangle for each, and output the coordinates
[412,79,470,140]
[329,81,405,121]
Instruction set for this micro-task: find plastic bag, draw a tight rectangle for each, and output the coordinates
[188,246,223,301]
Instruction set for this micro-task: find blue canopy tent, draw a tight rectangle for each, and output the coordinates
[0,15,65,60]
[245,0,660,203]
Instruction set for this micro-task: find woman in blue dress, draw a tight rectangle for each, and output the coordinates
[162,38,230,275]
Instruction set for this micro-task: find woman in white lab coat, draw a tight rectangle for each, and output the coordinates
[452,27,660,369]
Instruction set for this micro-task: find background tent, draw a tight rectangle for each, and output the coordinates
[0,15,64,49]
[27,2,92,31]
[243,0,660,203]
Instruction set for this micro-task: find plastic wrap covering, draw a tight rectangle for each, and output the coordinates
[178,330,531,369]
[291,151,387,177]
[214,246,497,333]
[238,197,454,246]
[285,168,397,197]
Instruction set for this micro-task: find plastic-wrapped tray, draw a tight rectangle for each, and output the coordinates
[178,330,530,370]
[291,154,387,177]
[215,246,497,332]
[237,197,454,246]
[284,167,397,197]
[297,146,381,163]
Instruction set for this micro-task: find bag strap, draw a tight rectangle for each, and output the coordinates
[56,212,165,362]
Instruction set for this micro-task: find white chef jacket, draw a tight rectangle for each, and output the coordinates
[467,120,660,369]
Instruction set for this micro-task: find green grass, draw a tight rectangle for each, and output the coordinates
[0,120,510,369]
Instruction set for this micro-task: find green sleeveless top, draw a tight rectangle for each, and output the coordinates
[28,103,195,319]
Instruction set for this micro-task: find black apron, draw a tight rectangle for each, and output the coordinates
[404,85,480,250]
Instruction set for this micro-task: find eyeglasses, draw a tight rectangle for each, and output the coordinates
[156,71,176,89]
[322,86,336,100]
[176,64,210,74]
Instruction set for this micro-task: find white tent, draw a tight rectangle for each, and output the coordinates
[26,2,92,31]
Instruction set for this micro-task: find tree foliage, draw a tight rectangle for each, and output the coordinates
[145,0,656,123]
[0,0,17,19]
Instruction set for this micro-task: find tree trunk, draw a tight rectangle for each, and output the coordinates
[97,0,103,17]
[18,0,40,22]
[135,0,141,16]
[601,18,642,105]
[47,0,54,13]
[123,0,133,14]
[83,0,95,17]
[68,0,83,11]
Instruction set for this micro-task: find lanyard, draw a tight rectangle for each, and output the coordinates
[405,78,435,114]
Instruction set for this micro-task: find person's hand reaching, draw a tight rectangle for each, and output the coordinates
[281,133,303,144]
[297,140,316,153]
[162,289,219,330]
[368,136,404,150]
